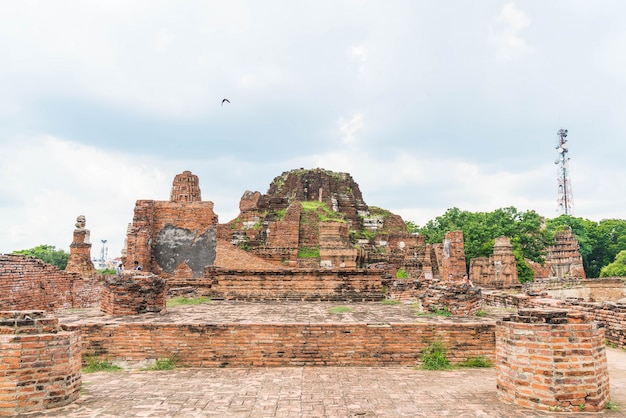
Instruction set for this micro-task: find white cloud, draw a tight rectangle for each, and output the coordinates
[0,136,174,256]
[338,114,364,146]
[488,2,534,63]
[349,45,368,78]
[154,28,177,54]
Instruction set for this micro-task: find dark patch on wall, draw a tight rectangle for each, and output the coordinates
[154,224,216,278]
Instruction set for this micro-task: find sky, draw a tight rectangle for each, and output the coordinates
[1,1,625,259]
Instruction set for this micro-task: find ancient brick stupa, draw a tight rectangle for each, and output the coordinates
[65,215,97,277]
[123,170,218,278]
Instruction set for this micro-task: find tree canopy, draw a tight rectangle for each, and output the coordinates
[414,207,552,283]
[12,245,69,270]
[411,208,626,281]
[600,250,626,277]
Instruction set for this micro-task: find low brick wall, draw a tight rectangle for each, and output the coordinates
[0,254,101,311]
[65,322,495,368]
[483,290,626,349]
[0,311,82,416]
[496,309,609,412]
[206,268,385,301]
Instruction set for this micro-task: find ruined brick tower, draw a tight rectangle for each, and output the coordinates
[469,236,518,288]
[546,226,586,279]
[123,170,218,278]
[65,215,97,278]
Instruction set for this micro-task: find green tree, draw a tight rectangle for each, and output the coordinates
[415,207,551,282]
[600,250,626,277]
[12,245,69,270]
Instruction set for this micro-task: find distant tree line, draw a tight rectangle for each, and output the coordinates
[11,245,69,270]
[407,207,626,281]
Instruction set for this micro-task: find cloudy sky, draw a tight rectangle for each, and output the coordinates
[1,1,625,258]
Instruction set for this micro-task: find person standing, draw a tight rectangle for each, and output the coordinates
[134,260,142,271]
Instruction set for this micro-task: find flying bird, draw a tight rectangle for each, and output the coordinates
[221,98,230,106]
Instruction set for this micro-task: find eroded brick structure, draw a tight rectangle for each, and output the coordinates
[496,309,609,412]
[438,230,467,281]
[208,268,383,301]
[0,311,81,416]
[100,274,168,316]
[124,170,218,278]
[64,215,97,278]
[546,227,586,279]
[528,226,586,280]
[0,254,100,311]
[470,236,518,288]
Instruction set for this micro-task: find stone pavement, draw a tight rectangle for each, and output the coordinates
[16,348,626,417]
[19,303,626,417]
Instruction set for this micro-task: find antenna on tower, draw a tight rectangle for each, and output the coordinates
[554,128,574,215]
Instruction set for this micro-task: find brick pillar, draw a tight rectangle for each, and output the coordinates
[441,230,467,281]
[0,311,81,416]
[65,229,97,278]
[100,274,168,315]
[496,309,609,412]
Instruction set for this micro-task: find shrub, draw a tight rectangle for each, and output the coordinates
[421,341,450,370]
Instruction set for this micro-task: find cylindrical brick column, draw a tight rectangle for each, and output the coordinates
[496,309,609,412]
[100,274,168,315]
[0,311,82,416]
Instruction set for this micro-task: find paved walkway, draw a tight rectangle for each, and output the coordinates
[20,302,626,417]
[21,349,626,417]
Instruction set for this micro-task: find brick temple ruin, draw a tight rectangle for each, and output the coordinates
[1,167,623,415]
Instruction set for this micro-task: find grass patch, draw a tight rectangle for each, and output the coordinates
[298,246,320,258]
[420,341,451,370]
[328,306,352,314]
[167,296,212,307]
[457,356,493,368]
[606,401,620,411]
[381,299,400,305]
[300,201,344,222]
[416,306,452,317]
[83,357,122,373]
[475,309,487,317]
[396,269,409,279]
[145,354,179,371]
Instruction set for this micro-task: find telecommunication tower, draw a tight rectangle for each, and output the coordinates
[555,128,574,215]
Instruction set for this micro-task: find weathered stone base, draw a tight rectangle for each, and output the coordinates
[496,309,609,412]
[0,311,81,417]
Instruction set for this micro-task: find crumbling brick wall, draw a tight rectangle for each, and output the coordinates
[483,289,626,348]
[0,254,101,311]
[207,268,385,301]
[100,274,168,316]
[65,321,495,368]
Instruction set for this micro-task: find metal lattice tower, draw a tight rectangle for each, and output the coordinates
[555,128,574,215]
